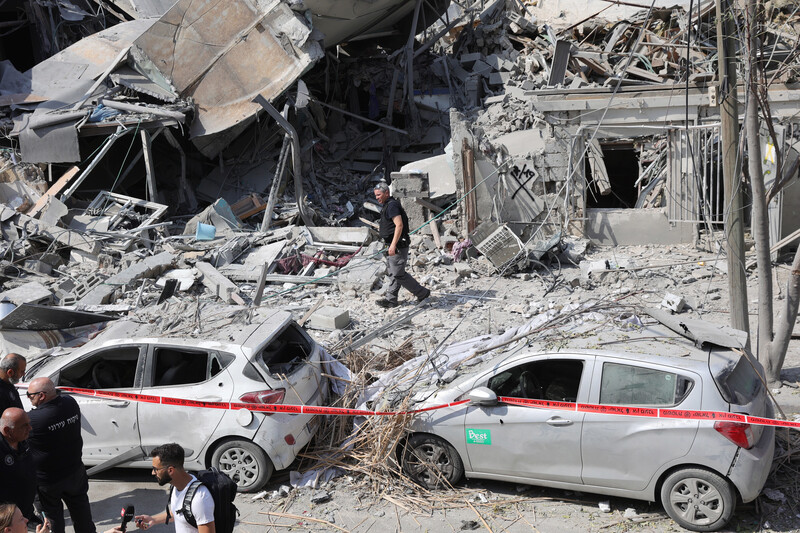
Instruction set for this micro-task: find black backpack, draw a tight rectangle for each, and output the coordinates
[167,468,238,533]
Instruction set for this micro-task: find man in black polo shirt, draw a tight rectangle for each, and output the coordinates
[0,353,25,415]
[27,377,96,533]
[373,182,430,308]
[0,407,37,521]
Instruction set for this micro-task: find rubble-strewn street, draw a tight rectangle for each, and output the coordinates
[3,0,800,531]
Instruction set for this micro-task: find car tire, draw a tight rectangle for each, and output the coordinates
[211,440,273,493]
[401,434,464,489]
[660,468,735,532]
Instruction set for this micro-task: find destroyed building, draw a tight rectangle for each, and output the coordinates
[0,0,799,339]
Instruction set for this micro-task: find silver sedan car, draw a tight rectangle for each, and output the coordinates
[400,316,774,532]
[24,310,325,492]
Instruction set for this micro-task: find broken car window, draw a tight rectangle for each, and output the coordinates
[152,348,228,386]
[255,324,312,376]
[600,363,692,406]
[59,347,140,390]
[487,359,583,402]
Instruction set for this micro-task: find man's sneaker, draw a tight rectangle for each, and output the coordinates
[377,299,399,308]
[417,288,431,302]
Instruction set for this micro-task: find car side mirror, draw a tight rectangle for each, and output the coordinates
[467,387,498,406]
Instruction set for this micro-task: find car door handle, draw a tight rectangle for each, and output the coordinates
[107,400,129,407]
[546,416,573,426]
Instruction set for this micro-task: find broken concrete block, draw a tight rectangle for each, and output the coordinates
[308,306,350,330]
[485,54,503,70]
[70,249,99,265]
[0,281,52,306]
[337,242,386,293]
[579,260,609,281]
[484,94,507,105]
[23,260,52,275]
[79,251,175,305]
[471,59,493,78]
[661,293,686,313]
[196,261,245,305]
[459,52,482,68]
[560,238,589,265]
[488,71,512,86]
[454,264,473,278]
[156,268,197,291]
[310,491,331,504]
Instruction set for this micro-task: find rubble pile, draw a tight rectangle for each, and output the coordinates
[1,3,800,518]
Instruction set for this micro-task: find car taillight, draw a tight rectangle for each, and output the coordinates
[239,389,285,405]
[714,421,755,449]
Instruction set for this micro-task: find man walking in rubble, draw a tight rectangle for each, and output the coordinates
[27,377,96,533]
[374,181,430,308]
[0,353,25,415]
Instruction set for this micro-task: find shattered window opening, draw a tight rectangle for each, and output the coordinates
[152,347,230,387]
[59,347,141,390]
[255,324,313,377]
[585,142,640,209]
[486,359,583,402]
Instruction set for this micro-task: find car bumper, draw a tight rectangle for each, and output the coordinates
[728,424,775,502]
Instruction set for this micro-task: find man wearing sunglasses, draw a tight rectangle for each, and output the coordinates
[27,378,96,533]
[0,353,25,415]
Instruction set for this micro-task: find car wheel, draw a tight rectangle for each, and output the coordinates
[660,468,735,532]
[401,434,464,489]
[211,440,273,493]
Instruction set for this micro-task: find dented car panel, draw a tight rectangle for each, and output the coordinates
[403,320,774,530]
[24,311,323,491]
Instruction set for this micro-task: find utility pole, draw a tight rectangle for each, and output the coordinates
[715,0,750,336]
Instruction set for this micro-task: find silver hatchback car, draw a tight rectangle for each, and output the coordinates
[400,313,774,532]
[24,310,324,492]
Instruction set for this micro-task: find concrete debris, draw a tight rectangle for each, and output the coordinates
[623,508,638,520]
[661,293,686,313]
[308,307,350,331]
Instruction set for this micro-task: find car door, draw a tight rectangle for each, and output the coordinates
[580,358,701,490]
[137,344,236,465]
[53,345,144,464]
[462,355,592,483]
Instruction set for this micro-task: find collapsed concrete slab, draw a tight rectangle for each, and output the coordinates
[79,251,176,305]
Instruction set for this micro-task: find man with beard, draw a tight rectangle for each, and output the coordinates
[134,443,215,533]
[0,353,25,415]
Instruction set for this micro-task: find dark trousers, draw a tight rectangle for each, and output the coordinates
[385,246,426,302]
[37,467,96,533]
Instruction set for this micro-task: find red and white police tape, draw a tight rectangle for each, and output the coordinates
[30,386,798,430]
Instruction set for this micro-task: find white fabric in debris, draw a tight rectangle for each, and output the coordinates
[289,466,342,488]
[320,348,350,396]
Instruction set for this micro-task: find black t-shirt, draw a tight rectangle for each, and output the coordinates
[0,379,23,415]
[28,394,85,483]
[379,197,410,248]
[0,436,36,520]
